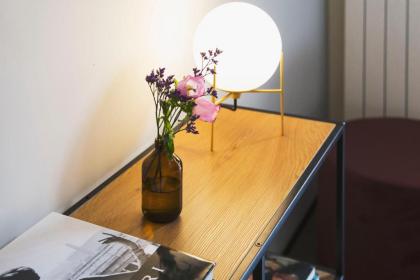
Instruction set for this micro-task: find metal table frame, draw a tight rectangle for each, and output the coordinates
[236,111,346,280]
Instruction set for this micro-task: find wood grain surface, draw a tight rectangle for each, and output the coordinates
[71,108,335,279]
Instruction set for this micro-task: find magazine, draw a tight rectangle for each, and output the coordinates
[0,213,214,280]
[265,254,315,280]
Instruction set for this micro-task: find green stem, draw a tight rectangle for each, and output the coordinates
[174,126,187,135]
[171,108,183,128]
[149,84,160,138]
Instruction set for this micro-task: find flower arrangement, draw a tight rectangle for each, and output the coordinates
[145,48,222,157]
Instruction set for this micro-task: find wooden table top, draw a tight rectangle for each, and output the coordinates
[71,108,336,279]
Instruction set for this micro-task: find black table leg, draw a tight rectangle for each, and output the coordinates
[336,132,345,280]
[252,256,265,280]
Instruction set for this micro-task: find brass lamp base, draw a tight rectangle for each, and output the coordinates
[210,51,285,152]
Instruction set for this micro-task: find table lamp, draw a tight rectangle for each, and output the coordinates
[193,2,284,151]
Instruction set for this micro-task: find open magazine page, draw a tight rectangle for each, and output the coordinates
[47,231,158,279]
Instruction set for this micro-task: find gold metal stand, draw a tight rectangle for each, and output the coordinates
[211,66,217,152]
[210,51,285,151]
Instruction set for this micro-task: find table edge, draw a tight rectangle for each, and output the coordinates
[232,121,345,279]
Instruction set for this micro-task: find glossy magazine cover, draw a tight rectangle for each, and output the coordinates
[0,213,214,280]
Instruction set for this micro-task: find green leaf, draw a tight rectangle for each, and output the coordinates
[164,133,174,158]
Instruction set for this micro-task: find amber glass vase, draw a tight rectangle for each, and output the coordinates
[142,140,182,223]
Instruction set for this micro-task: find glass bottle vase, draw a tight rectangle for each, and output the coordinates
[141,140,182,223]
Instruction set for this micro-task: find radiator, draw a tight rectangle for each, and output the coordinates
[344,0,420,119]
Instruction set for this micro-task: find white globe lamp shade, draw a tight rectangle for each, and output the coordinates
[193,2,282,92]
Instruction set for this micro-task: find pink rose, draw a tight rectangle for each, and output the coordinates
[193,97,220,122]
[177,75,205,98]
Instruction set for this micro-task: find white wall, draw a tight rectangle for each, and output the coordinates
[0,0,328,248]
[224,0,328,119]
[0,0,225,248]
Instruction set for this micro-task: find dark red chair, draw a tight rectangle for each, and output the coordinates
[317,118,420,279]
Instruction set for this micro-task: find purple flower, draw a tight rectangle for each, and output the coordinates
[186,115,199,134]
[193,97,220,122]
[177,75,206,98]
[145,70,157,84]
[206,87,218,98]
[157,67,165,77]
[145,48,222,149]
